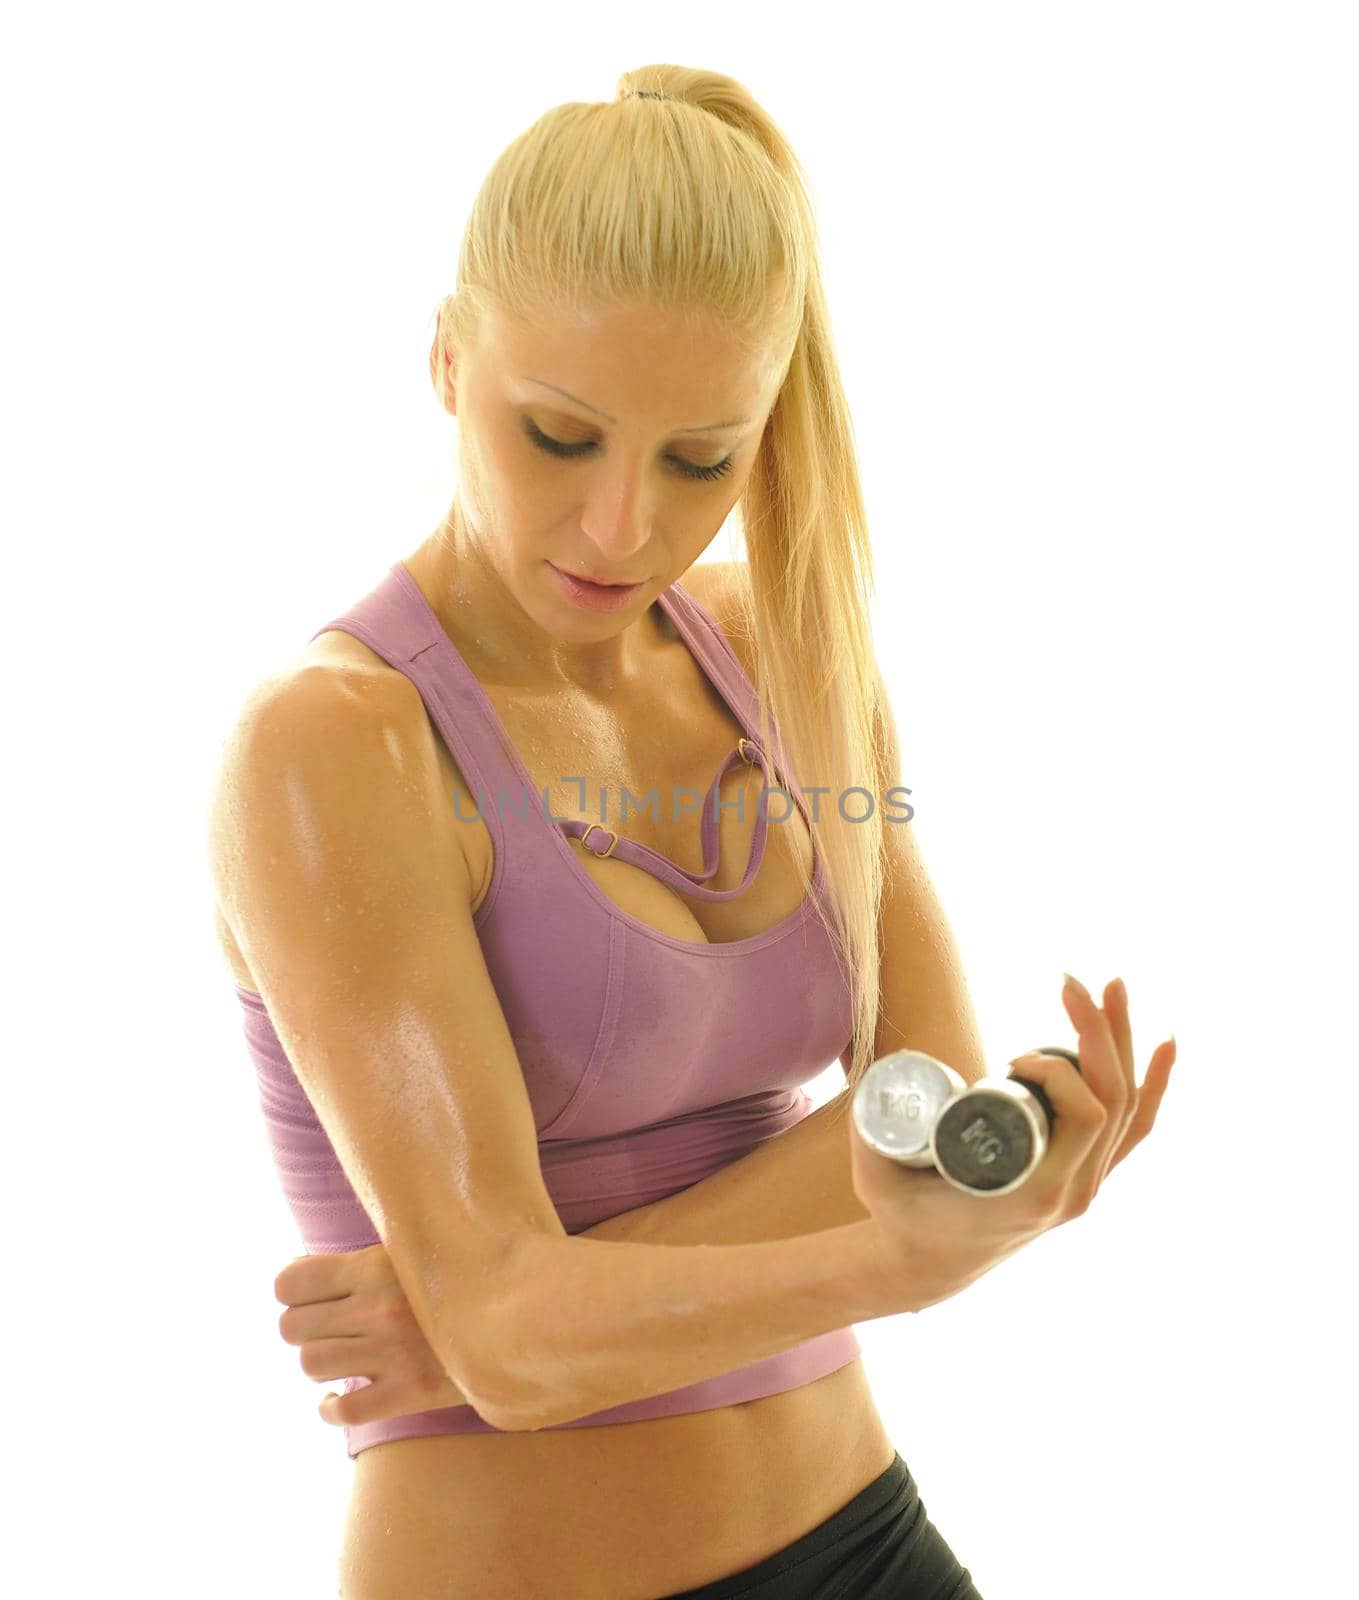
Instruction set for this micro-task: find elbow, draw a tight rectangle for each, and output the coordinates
[464,1385,536,1434]
[486,1397,571,1434]
[439,1235,572,1434]
[454,1354,570,1434]
[439,1300,535,1432]
[452,1326,581,1433]
[442,1334,536,1432]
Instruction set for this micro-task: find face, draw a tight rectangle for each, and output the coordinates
[434,300,780,643]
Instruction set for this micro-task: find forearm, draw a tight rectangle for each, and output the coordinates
[424,1092,861,1417]
[466,1218,906,1432]
[579,1089,866,1248]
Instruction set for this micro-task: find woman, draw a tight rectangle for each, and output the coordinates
[211,66,1175,1598]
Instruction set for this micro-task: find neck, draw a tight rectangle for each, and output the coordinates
[401,512,669,695]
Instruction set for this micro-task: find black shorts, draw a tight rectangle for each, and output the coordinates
[656,1452,983,1599]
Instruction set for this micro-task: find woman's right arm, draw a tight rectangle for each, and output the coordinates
[209,664,920,1432]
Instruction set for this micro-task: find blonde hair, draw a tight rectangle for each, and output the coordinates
[430,65,892,1097]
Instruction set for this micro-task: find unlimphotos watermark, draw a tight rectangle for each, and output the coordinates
[449,778,916,827]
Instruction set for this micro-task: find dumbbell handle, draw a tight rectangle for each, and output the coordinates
[1005,1045,1082,1137]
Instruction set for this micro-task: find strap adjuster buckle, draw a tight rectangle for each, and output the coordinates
[580,823,619,859]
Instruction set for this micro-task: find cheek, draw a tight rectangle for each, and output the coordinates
[462,422,515,485]
[462,432,539,520]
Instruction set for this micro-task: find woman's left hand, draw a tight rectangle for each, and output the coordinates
[274,1243,472,1428]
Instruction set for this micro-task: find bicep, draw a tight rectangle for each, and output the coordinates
[209,668,564,1413]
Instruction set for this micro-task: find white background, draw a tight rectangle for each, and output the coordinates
[5,3,1353,1595]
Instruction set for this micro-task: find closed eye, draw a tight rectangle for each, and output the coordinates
[521,417,736,482]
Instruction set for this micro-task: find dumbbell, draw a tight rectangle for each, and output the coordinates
[851,1046,1083,1198]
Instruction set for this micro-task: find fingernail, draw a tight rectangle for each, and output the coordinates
[1113,977,1127,1005]
[1063,972,1091,1003]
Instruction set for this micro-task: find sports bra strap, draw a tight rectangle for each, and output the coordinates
[557,736,774,903]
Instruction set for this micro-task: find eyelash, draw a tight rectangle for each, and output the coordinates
[522,417,736,482]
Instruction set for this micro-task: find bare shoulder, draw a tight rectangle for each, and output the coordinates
[226,635,432,775]
[209,641,476,970]
[209,650,434,893]
[679,560,756,682]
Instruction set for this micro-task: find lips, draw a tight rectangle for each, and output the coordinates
[560,569,642,588]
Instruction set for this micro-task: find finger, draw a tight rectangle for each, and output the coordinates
[296,1334,372,1384]
[1007,1051,1107,1210]
[278,1298,364,1346]
[1102,977,1136,1093]
[320,1376,447,1430]
[1107,1037,1177,1171]
[274,1249,356,1308]
[273,1256,311,1304]
[319,1381,361,1427]
[1096,977,1139,1178]
[1060,975,1129,1126]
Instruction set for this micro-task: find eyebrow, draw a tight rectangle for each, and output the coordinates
[522,377,749,434]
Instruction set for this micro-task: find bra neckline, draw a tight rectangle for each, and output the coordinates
[390,558,828,956]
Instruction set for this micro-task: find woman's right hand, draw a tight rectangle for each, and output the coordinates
[848,972,1176,1313]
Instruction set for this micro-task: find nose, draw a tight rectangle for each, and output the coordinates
[578,465,659,568]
